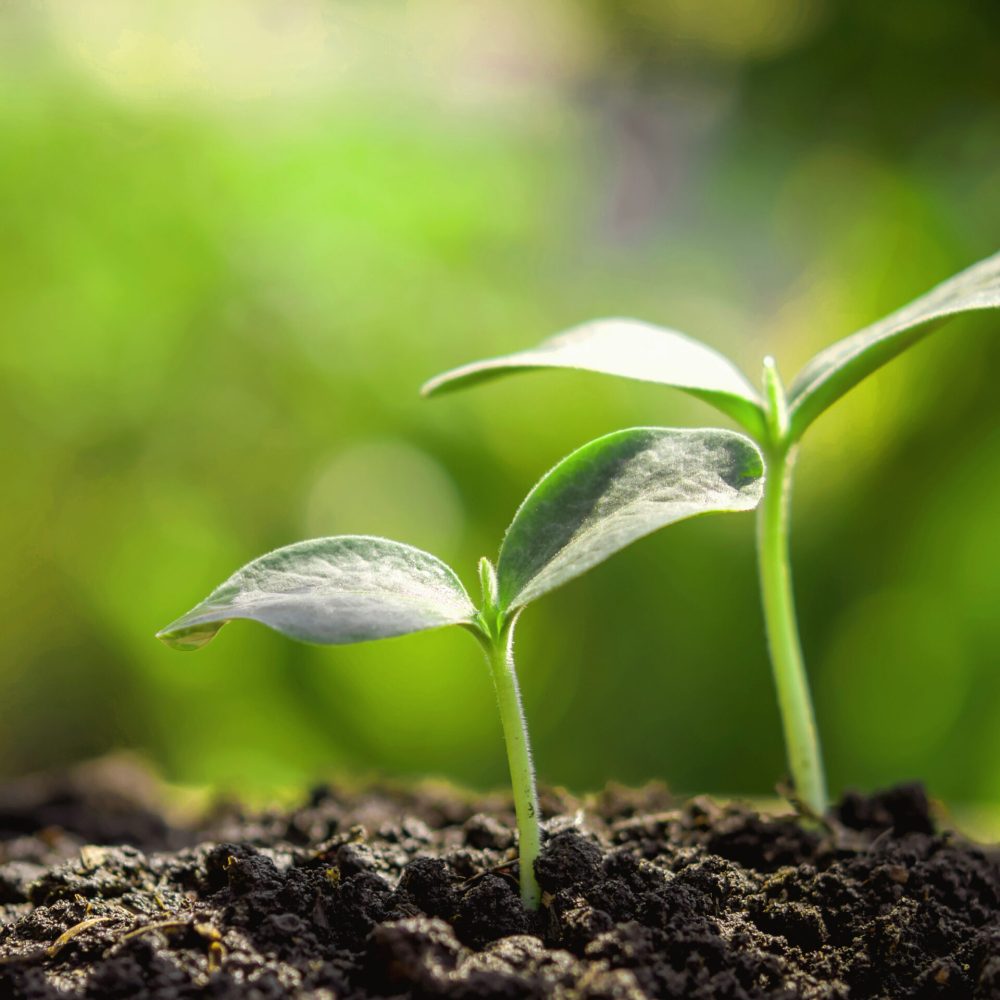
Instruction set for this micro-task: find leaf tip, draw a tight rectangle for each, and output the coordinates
[420,367,467,398]
[155,619,224,652]
[419,375,441,398]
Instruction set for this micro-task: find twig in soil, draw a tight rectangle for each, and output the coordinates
[102,917,224,971]
[207,939,225,972]
[461,859,520,894]
[47,916,116,957]
[117,919,192,943]
[0,915,116,966]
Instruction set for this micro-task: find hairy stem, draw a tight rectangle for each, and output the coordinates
[484,620,542,909]
[756,444,827,816]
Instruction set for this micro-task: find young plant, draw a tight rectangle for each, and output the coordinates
[423,250,1000,817]
[157,427,764,908]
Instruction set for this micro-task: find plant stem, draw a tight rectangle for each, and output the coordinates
[484,620,542,909]
[756,443,827,817]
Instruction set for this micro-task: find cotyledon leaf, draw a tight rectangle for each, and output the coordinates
[788,250,1000,440]
[422,319,768,440]
[156,536,477,651]
[495,427,765,613]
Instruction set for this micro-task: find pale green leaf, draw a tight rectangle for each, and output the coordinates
[156,536,476,650]
[789,251,1000,439]
[422,319,767,439]
[496,427,764,612]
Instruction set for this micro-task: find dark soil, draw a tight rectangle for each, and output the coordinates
[2,759,999,999]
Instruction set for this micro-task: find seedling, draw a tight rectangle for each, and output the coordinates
[157,427,764,907]
[424,251,1000,817]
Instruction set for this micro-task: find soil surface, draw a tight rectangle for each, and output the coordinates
[1,759,998,999]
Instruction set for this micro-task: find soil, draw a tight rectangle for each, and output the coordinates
[1,759,998,999]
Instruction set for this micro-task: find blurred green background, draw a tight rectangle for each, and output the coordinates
[2,0,999,809]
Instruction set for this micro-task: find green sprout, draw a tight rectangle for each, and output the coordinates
[157,427,764,908]
[424,251,1000,817]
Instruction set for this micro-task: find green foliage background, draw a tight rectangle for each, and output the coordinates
[2,1,999,807]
